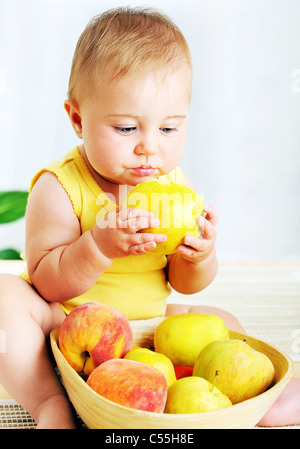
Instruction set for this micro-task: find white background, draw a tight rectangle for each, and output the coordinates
[0,0,299,262]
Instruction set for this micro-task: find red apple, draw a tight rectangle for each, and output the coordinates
[58,302,133,375]
[174,365,194,380]
[87,358,168,412]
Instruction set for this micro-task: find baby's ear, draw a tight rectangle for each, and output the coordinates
[64,99,83,139]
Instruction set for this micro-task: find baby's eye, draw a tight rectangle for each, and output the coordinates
[160,127,176,134]
[115,127,136,135]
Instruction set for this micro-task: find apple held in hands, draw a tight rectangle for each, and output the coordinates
[59,302,133,375]
[124,347,176,387]
[193,339,275,404]
[154,313,229,367]
[87,358,168,413]
[165,376,232,414]
[122,179,204,255]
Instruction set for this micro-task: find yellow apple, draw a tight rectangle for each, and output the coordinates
[193,339,275,404]
[122,179,204,255]
[124,347,176,387]
[164,376,232,413]
[154,313,229,367]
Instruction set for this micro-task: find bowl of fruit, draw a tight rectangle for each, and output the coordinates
[50,301,294,429]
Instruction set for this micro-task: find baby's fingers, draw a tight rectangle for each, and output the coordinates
[119,208,160,233]
[197,216,216,240]
[203,203,218,226]
[129,232,167,255]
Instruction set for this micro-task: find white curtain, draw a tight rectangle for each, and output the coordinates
[1,0,300,262]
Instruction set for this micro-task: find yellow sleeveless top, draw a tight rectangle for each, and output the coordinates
[21,147,185,320]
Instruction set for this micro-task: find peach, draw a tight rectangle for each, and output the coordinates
[59,302,133,375]
[87,358,168,413]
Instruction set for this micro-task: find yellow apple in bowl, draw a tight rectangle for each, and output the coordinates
[164,376,232,414]
[154,313,229,366]
[124,347,176,387]
[193,339,275,404]
[58,302,133,375]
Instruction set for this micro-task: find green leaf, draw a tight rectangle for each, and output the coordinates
[0,248,22,260]
[0,191,28,223]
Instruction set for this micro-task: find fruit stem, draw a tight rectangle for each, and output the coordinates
[211,370,219,392]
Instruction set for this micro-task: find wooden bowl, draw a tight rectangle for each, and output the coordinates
[50,317,294,429]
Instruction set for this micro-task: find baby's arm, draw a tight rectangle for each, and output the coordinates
[26,172,112,301]
[26,173,165,302]
[166,176,218,294]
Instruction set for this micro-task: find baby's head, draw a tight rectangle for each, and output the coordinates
[67,7,192,103]
[65,8,192,186]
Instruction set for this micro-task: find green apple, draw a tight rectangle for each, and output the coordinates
[193,339,275,404]
[154,313,229,367]
[164,376,232,413]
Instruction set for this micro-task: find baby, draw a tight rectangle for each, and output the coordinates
[0,7,298,429]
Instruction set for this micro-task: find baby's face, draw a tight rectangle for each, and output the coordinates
[78,65,191,187]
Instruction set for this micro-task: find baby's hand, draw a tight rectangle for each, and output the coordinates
[176,203,218,264]
[91,208,167,259]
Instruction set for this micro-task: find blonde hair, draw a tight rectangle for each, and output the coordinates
[67,7,192,101]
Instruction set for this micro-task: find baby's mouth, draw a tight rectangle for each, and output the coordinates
[132,166,156,176]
